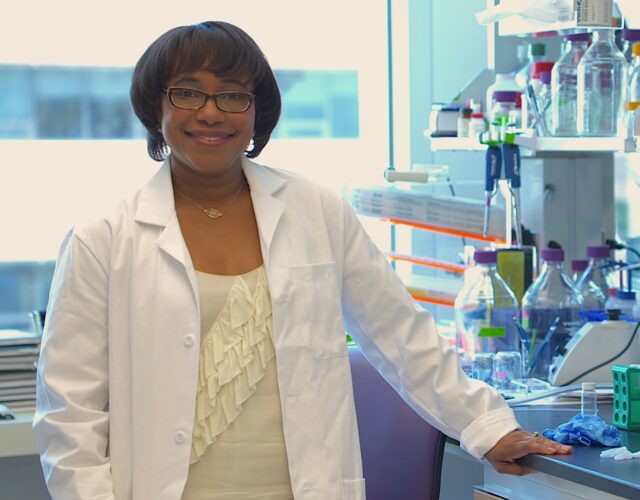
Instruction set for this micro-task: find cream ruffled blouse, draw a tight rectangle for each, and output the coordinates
[182,266,293,500]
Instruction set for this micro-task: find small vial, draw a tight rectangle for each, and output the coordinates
[580,382,598,416]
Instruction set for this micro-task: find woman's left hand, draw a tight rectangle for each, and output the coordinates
[484,430,572,476]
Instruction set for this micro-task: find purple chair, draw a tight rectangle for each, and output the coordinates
[348,345,445,500]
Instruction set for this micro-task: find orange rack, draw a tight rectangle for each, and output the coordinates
[385,218,506,244]
[387,252,468,274]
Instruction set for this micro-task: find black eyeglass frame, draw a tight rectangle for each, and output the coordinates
[162,87,256,113]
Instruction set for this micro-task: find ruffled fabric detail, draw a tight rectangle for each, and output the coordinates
[191,267,275,463]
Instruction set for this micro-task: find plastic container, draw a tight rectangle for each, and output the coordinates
[571,259,589,284]
[469,112,487,138]
[486,74,521,117]
[490,91,518,124]
[580,382,598,416]
[576,245,614,312]
[515,42,546,89]
[508,93,523,129]
[457,107,472,138]
[577,30,628,137]
[551,33,591,137]
[521,248,583,381]
[454,250,521,377]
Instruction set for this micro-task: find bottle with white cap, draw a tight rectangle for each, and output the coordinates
[580,382,598,416]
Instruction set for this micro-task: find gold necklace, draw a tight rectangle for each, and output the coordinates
[174,179,245,219]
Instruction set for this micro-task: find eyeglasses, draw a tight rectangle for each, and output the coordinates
[162,87,255,113]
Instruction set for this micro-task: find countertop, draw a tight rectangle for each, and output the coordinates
[512,404,640,499]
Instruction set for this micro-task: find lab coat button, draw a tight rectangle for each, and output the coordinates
[174,431,186,444]
[183,334,195,347]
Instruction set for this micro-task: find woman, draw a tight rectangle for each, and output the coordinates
[34,21,570,500]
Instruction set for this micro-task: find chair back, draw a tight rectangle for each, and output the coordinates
[348,345,445,500]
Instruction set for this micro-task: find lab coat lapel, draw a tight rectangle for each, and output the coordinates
[242,158,286,260]
[133,160,191,269]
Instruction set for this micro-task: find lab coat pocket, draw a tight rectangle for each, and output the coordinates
[341,478,366,500]
[290,261,346,360]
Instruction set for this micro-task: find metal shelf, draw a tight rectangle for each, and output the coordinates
[425,130,625,154]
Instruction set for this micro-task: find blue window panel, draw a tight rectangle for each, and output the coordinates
[0,66,359,140]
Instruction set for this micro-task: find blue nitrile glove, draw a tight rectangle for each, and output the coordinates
[542,414,622,447]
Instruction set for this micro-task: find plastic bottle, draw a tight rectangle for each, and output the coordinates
[621,29,640,63]
[525,62,554,133]
[521,248,583,381]
[577,30,628,137]
[515,42,546,89]
[489,91,516,142]
[457,107,472,138]
[454,250,521,377]
[508,93,523,130]
[580,382,598,416]
[469,112,487,139]
[486,74,521,117]
[537,71,553,133]
[576,245,614,312]
[571,259,589,284]
[551,32,591,137]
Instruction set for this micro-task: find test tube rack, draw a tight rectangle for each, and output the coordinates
[612,364,640,431]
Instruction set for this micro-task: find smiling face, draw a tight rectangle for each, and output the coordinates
[160,70,255,179]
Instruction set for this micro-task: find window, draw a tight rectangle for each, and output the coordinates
[0,1,389,329]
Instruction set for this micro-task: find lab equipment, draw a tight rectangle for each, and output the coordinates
[576,245,613,313]
[515,42,546,89]
[497,246,537,306]
[600,446,640,460]
[549,319,640,386]
[454,250,520,376]
[471,352,495,385]
[482,145,501,237]
[612,290,637,318]
[469,111,487,138]
[485,73,520,115]
[621,29,640,63]
[628,44,640,120]
[580,382,598,416]
[577,30,628,137]
[501,142,522,246]
[571,259,588,284]
[542,413,622,447]
[536,70,553,133]
[429,103,460,137]
[456,106,472,137]
[551,33,590,137]
[489,91,518,126]
[493,351,522,391]
[612,364,640,431]
[522,248,583,381]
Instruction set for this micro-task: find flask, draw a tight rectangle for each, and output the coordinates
[522,248,583,381]
[577,30,628,137]
[571,259,588,284]
[551,33,591,136]
[515,42,546,89]
[454,250,521,377]
[576,246,614,312]
[580,382,598,416]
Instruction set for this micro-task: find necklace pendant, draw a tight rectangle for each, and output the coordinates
[204,208,223,219]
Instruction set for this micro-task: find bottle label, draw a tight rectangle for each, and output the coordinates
[478,326,507,337]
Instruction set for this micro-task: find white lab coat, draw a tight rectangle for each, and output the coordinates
[34,157,519,500]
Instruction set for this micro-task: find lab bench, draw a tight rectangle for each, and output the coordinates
[441,404,640,500]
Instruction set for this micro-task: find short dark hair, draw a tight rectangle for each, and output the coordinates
[130,21,281,161]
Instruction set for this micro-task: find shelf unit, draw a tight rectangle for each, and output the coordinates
[425,130,626,155]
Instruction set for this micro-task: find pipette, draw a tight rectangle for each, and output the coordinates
[483,144,502,237]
